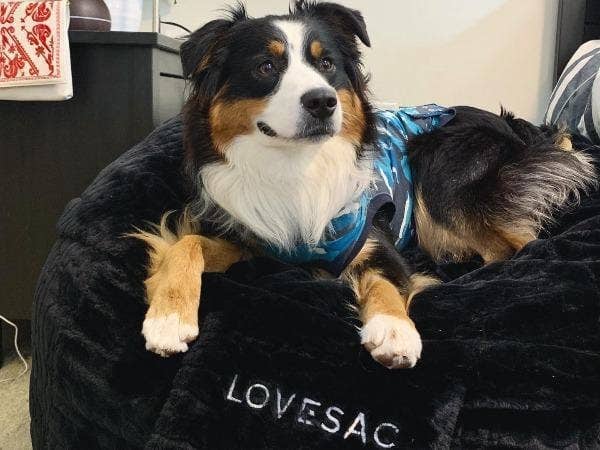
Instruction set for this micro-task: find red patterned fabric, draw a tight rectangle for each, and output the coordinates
[0,1,64,86]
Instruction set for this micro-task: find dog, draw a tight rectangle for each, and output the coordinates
[132,1,596,368]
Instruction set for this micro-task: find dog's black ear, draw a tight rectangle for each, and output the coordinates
[181,4,249,78]
[298,1,370,47]
[180,19,231,79]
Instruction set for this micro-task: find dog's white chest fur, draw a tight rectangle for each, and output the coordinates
[199,134,372,250]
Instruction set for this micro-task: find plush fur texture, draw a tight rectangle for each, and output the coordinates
[31,118,600,448]
[179,1,596,266]
[409,106,598,263]
[197,135,372,249]
[181,1,375,251]
[138,2,597,369]
[147,1,439,367]
[28,2,600,445]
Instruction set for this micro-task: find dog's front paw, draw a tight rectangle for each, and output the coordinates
[142,312,198,357]
[361,314,422,369]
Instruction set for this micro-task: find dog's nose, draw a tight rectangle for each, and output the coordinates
[301,88,337,120]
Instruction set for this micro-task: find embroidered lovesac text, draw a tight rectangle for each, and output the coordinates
[225,374,401,448]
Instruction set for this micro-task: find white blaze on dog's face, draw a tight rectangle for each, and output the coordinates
[256,20,343,142]
[182,3,373,249]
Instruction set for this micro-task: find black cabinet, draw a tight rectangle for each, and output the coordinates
[554,0,600,82]
[0,31,185,320]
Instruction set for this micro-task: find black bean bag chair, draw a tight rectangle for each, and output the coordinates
[31,116,600,449]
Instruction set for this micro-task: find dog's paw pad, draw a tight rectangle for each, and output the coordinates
[142,313,198,357]
[361,314,422,369]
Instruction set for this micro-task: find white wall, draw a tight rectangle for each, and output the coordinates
[142,0,558,123]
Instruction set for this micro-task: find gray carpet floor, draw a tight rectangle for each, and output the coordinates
[0,356,32,450]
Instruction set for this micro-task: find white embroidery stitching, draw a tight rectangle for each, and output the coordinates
[225,374,400,448]
[297,398,321,425]
[276,389,296,419]
[344,412,367,444]
[245,383,270,409]
[374,423,400,449]
[321,406,344,434]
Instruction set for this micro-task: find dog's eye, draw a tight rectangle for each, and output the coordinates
[257,61,276,76]
[319,57,335,72]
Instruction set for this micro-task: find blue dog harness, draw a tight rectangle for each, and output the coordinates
[265,104,455,276]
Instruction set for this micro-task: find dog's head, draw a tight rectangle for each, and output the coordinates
[182,1,373,170]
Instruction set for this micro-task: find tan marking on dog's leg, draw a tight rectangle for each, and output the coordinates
[131,215,243,356]
[472,228,535,264]
[358,270,409,320]
[413,189,473,261]
[407,273,440,307]
[144,235,204,326]
[469,231,515,265]
[142,234,205,356]
[497,229,535,253]
[200,236,243,272]
[414,188,536,264]
[356,269,422,369]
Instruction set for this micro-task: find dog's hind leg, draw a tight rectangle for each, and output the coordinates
[130,213,243,356]
[411,111,597,265]
[343,230,439,369]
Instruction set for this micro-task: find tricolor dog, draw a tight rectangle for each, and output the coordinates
[133,1,596,368]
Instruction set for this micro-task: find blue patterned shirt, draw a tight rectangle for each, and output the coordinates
[265,104,456,276]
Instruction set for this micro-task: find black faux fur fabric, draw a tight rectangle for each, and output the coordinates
[31,117,600,449]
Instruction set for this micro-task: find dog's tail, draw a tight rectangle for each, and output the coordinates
[495,112,598,239]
